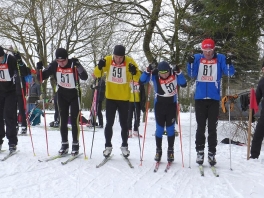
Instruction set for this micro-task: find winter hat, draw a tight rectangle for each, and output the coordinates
[158,61,170,74]
[55,48,68,60]
[0,46,5,57]
[201,39,215,50]
[113,45,126,56]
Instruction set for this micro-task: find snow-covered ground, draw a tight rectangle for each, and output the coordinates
[0,111,264,198]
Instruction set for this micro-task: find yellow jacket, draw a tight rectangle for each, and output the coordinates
[94,55,141,101]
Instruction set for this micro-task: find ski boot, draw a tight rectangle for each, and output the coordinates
[21,127,27,135]
[154,148,162,162]
[208,151,217,166]
[9,144,17,153]
[71,141,79,156]
[120,146,130,158]
[103,147,113,158]
[58,141,69,155]
[167,147,174,162]
[196,150,204,165]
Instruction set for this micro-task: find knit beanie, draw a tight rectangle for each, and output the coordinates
[55,48,68,60]
[113,45,125,56]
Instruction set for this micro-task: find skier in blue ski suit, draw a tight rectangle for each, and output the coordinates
[186,38,235,166]
[140,61,187,162]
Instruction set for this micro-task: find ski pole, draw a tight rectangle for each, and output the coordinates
[74,66,87,159]
[227,54,233,171]
[39,69,49,156]
[90,72,100,158]
[15,54,35,156]
[130,69,142,161]
[189,62,193,168]
[140,71,152,166]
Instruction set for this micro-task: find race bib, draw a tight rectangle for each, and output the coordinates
[56,67,75,89]
[197,58,217,82]
[107,60,127,84]
[158,75,177,97]
[0,63,11,81]
[130,80,140,93]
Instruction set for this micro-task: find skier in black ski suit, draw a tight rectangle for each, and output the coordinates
[250,61,264,159]
[36,48,88,156]
[0,46,28,152]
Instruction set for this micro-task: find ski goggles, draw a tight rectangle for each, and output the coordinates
[158,70,169,74]
[202,48,214,53]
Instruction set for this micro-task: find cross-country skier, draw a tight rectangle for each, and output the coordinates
[187,38,235,166]
[0,46,28,152]
[36,48,88,156]
[93,45,141,158]
[140,61,187,162]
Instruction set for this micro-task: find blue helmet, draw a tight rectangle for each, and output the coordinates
[157,61,170,73]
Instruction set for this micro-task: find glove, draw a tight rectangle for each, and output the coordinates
[188,55,194,64]
[226,56,232,65]
[147,64,153,73]
[72,58,81,68]
[129,63,137,75]
[152,68,158,75]
[141,106,146,113]
[36,61,43,70]
[39,94,43,100]
[13,51,21,61]
[172,65,180,74]
[98,59,106,70]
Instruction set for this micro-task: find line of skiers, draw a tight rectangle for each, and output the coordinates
[8,39,264,167]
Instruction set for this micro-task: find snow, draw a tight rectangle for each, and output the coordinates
[1,111,264,198]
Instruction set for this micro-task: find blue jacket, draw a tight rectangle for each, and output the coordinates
[140,69,187,104]
[187,53,235,100]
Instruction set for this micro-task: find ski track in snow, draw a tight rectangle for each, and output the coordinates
[0,111,264,198]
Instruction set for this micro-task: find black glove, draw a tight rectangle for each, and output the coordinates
[141,106,146,113]
[129,63,137,75]
[13,51,23,64]
[36,61,43,70]
[98,59,106,70]
[152,68,158,75]
[172,65,180,74]
[188,55,194,64]
[13,51,21,59]
[147,64,153,72]
[226,56,232,65]
[72,58,81,68]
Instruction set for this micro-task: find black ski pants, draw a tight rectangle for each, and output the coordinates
[57,90,80,143]
[127,102,140,131]
[251,109,264,158]
[104,99,129,147]
[195,99,219,153]
[0,91,18,145]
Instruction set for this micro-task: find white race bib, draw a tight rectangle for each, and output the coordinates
[107,60,127,84]
[197,58,217,82]
[0,63,11,81]
[130,80,140,93]
[56,67,75,89]
[158,75,177,97]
